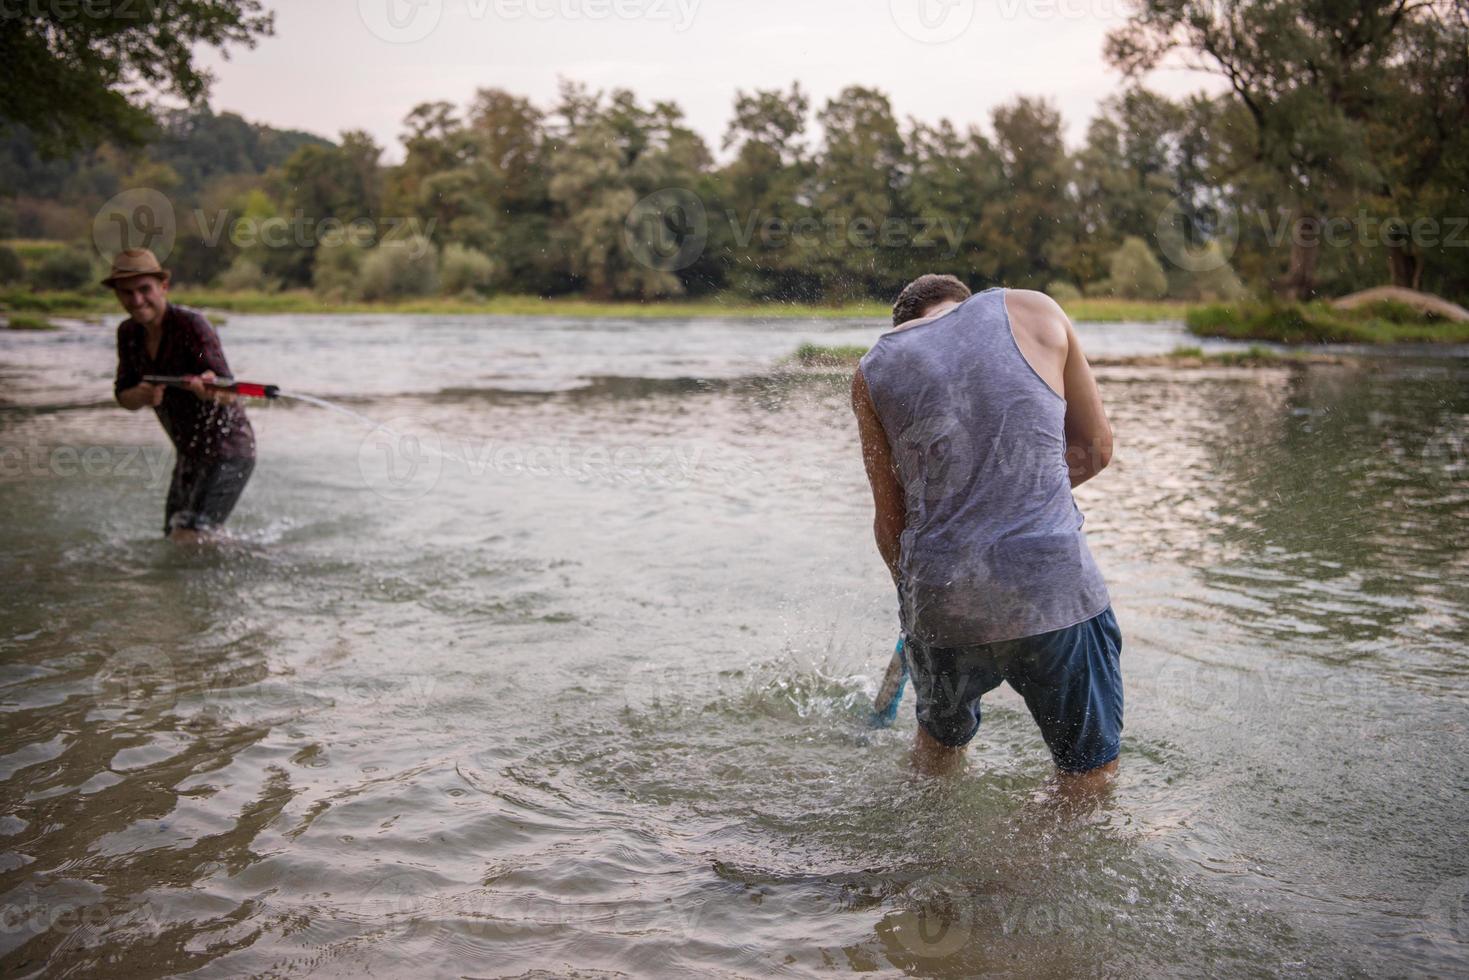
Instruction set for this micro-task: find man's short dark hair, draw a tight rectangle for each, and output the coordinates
[892,274,972,327]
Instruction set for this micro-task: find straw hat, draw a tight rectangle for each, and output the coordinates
[101,248,170,288]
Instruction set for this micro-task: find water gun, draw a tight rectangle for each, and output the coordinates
[871,634,908,727]
[144,375,280,399]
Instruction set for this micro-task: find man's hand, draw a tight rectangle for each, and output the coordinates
[117,381,165,411]
[185,370,236,405]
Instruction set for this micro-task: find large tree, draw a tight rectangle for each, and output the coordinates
[1107,0,1456,299]
[810,86,905,300]
[715,83,817,300]
[971,97,1076,290]
[0,0,274,156]
[546,83,710,299]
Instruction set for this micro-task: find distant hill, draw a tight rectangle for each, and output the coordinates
[0,106,334,236]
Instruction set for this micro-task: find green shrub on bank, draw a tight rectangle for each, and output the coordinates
[312,244,364,300]
[3,313,56,330]
[216,256,280,292]
[1095,236,1168,300]
[1045,280,1082,303]
[33,247,94,291]
[357,236,438,300]
[1355,299,1446,325]
[1187,302,1469,344]
[792,342,869,367]
[0,289,108,314]
[0,245,24,285]
[1166,242,1252,302]
[439,244,496,296]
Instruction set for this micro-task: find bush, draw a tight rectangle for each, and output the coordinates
[792,342,869,366]
[0,245,24,285]
[1045,280,1082,303]
[1180,302,1469,344]
[312,244,364,300]
[357,236,439,300]
[32,247,94,291]
[1098,236,1168,300]
[439,243,497,296]
[1167,242,1251,302]
[1356,299,1445,324]
[3,313,55,331]
[215,256,279,292]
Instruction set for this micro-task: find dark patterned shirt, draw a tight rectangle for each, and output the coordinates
[114,304,256,461]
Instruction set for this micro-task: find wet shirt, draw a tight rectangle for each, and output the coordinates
[859,287,1110,646]
[114,304,255,461]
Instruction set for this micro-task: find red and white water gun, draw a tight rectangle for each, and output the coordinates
[144,374,280,399]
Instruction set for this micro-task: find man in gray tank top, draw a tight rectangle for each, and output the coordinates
[852,274,1123,791]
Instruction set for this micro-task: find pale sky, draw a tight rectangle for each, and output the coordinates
[194,0,1222,163]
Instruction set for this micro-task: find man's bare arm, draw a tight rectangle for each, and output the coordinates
[1056,306,1114,487]
[851,367,905,585]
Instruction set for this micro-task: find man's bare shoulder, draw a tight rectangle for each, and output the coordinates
[1003,289,1071,348]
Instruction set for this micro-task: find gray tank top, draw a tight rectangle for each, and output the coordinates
[859,287,1110,646]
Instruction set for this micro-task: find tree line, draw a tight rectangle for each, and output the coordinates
[2,1,1464,304]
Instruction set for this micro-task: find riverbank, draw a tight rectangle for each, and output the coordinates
[0,287,1193,323]
[1186,301,1469,344]
[789,341,1355,370]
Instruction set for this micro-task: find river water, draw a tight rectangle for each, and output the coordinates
[0,311,1465,977]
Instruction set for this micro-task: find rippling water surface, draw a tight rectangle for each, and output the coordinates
[1,312,1466,977]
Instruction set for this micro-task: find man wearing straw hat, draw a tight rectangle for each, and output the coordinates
[107,248,256,541]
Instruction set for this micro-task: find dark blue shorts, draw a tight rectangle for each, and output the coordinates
[164,455,254,535]
[904,605,1123,772]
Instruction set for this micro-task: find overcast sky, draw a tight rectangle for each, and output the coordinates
[193,0,1222,162]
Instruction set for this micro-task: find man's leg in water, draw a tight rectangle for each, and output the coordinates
[911,724,967,776]
[902,633,1002,776]
[1054,756,1118,805]
[164,456,254,542]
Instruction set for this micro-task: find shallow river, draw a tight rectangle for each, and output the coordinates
[1,311,1466,977]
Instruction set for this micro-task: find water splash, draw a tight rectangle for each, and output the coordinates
[277,391,470,467]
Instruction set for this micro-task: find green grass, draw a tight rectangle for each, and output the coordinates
[1187,301,1469,344]
[171,290,902,319]
[3,313,57,331]
[2,239,73,263]
[0,288,111,315]
[790,342,870,367]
